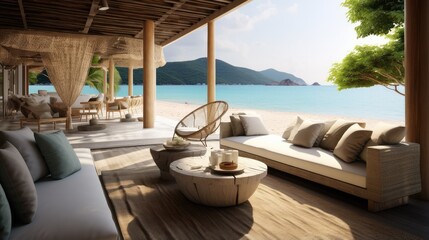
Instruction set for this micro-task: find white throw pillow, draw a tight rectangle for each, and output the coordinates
[282,124,294,140]
[287,116,304,141]
[239,115,269,136]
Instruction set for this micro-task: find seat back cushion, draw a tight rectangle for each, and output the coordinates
[0,142,37,224]
[0,127,48,181]
[0,184,11,240]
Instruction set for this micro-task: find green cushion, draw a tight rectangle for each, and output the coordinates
[0,141,37,224]
[34,131,81,180]
[0,184,11,240]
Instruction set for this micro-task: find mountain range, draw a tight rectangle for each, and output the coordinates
[34,58,309,86]
[117,58,308,86]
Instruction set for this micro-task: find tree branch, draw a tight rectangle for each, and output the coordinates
[360,74,405,96]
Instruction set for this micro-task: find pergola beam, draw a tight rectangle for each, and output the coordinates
[134,0,189,38]
[161,0,250,46]
[18,0,28,29]
[82,0,100,34]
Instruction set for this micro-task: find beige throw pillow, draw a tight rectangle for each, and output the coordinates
[333,124,372,163]
[359,123,405,162]
[371,122,405,145]
[239,115,269,136]
[320,119,365,151]
[313,120,336,147]
[292,121,324,148]
[230,115,245,136]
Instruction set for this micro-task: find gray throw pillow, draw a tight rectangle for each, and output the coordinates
[0,127,49,181]
[230,115,245,136]
[34,131,81,180]
[0,184,11,240]
[333,124,372,163]
[291,121,324,148]
[0,141,37,224]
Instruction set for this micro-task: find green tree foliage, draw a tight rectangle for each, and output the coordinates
[28,71,39,85]
[86,55,121,94]
[328,0,404,95]
[29,55,122,94]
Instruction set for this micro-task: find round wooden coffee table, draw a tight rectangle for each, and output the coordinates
[170,157,267,207]
[150,144,207,180]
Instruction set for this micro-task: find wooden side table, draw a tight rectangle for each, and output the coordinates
[150,144,207,180]
[170,157,267,207]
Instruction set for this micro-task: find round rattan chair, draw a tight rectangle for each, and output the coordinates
[173,101,229,146]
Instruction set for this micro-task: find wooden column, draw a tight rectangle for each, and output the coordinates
[143,20,156,128]
[23,65,28,96]
[108,58,115,102]
[207,20,216,103]
[405,0,429,200]
[103,68,108,100]
[2,67,8,118]
[128,64,133,96]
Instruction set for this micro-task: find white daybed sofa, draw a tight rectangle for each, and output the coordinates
[0,128,119,240]
[220,122,421,212]
[9,148,118,240]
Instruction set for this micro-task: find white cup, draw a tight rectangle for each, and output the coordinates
[209,156,217,166]
[223,152,233,163]
[231,150,239,163]
[216,153,223,163]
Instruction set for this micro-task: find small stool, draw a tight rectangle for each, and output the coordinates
[150,144,207,180]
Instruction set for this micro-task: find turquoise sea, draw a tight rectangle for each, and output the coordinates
[29,84,405,121]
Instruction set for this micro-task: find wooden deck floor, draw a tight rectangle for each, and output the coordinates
[92,144,429,239]
[2,117,428,238]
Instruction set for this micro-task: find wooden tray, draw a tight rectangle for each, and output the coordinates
[210,164,245,174]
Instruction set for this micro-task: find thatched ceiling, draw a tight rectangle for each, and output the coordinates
[0,0,249,46]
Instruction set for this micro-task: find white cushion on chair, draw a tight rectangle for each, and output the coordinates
[176,127,200,136]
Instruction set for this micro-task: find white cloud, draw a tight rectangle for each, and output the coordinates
[219,1,278,32]
[285,3,299,13]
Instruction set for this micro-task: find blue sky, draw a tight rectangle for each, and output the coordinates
[164,0,387,85]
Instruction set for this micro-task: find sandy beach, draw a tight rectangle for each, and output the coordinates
[156,100,405,135]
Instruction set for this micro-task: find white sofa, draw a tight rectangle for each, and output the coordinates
[9,148,118,240]
[219,122,422,212]
[48,93,93,109]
